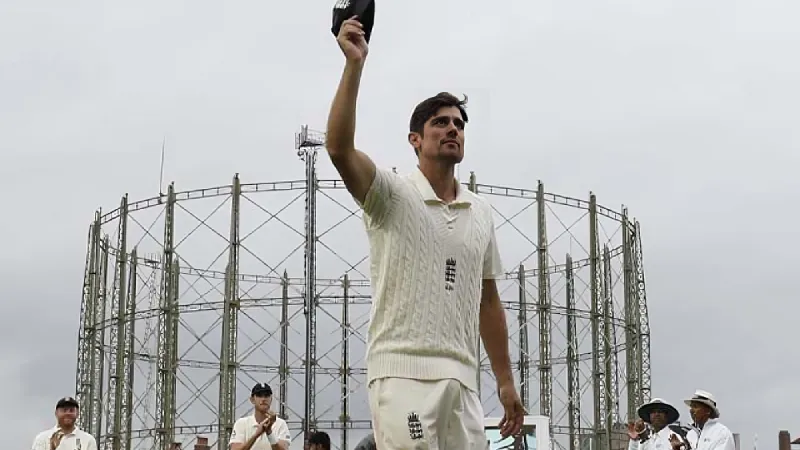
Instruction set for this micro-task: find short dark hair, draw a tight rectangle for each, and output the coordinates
[409,92,469,135]
[308,431,331,449]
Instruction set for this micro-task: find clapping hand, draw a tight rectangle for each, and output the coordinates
[49,430,64,450]
[627,419,646,439]
[257,413,277,436]
[669,433,685,450]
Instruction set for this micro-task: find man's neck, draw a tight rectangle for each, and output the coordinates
[652,425,664,433]
[418,161,457,202]
[58,425,75,434]
[254,410,268,422]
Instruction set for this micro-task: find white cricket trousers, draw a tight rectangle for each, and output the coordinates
[368,377,489,450]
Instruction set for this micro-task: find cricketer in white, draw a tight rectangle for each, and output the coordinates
[31,397,97,450]
[326,15,525,450]
[229,383,291,450]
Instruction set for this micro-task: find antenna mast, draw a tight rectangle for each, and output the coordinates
[159,136,166,196]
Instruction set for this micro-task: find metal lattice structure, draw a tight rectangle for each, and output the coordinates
[74,126,651,450]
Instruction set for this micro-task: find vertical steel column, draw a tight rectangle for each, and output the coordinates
[143,258,159,450]
[602,246,615,440]
[124,249,138,450]
[93,235,110,441]
[280,271,289,419]
[108,196,129,450]
[168,260,180,441]
[536,182,552,419]
[340,274,350,450]
[467,172,481,396]
[219,174,241,450]
[155,184,177,450]
[565,254,580,450]
[633,222,652,403]
[621,209,639,416]
[517,265,529,410]
[76,215,102,432]
[589,194,608,450]
[301,148,319,436]
[609,251,621,422]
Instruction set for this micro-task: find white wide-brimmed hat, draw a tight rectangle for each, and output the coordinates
[637,398,680,424]
[684,389,720,418]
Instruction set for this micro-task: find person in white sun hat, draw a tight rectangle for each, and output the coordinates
[669,390,735,450]
[627,398,681,450]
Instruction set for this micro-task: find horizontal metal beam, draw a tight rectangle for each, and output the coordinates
[97,179,634,232]
[93,296,372,328]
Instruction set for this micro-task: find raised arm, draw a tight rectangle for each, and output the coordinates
[326,16,377,205]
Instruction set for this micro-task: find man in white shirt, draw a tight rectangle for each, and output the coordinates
[229,383,291,450]
[31,397,97,450]
[326,16,524,450]
[627,399,681,450]
[670,390,735,450]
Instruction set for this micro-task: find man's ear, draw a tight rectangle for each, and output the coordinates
[408,132,421,153]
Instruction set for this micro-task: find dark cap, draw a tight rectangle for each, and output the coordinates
[331,0,376,43]
[251,383,273,397]
[56,397,79,409]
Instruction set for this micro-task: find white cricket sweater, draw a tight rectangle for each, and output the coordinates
[358,167,503,392]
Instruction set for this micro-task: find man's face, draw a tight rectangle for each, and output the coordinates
[250,393,272,412]
[409,106,465,164]
[649,409,668,429]
[55,406,78,427]
[688,401,711,423]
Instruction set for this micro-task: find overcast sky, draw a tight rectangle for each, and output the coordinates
[2,0,799,449]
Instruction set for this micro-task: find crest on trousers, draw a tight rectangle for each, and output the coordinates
[407,412,423,440]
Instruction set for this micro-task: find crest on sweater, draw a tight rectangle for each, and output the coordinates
[407,412,423,440]
[444,257,457,291]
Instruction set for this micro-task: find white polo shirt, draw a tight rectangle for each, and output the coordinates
[229,414,291,449]
[358,166,503,392]
[31,427,97,450]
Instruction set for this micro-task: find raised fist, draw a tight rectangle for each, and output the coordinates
[336,16,368,63]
